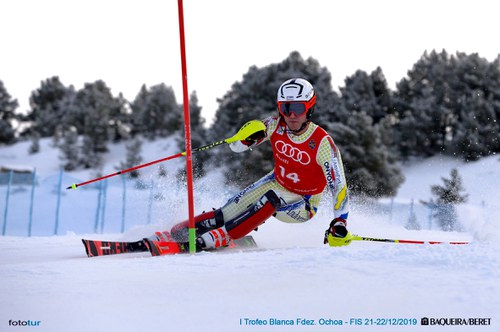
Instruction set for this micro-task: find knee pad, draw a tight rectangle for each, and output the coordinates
[225,190,281,239]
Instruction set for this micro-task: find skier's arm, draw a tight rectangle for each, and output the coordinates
[317,136,349,221]
[317,136,351,247]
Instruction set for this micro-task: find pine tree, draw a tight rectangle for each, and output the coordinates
[130,85,149,136]
[24,77,72,138]
[422,168,468,231]
[73,80,123,169]
[340,68,391,124]
[405,199,421,230]
[77,80,117,153]
[59,126,80,171]
[336,68,403,197]
[330,111,404,197]
[80,135,103,170]
[118,138,143,178]
[108,92,132,142]
[393,50,500,159]
[28,132,40,154]
[0,80,18,145]
[447,53,500,159]
[431,168,468,205]
[130,83,182,139]
[393,50,453,157]
[450,91,496,160]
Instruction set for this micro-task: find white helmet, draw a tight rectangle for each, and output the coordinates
[277,78,316,122]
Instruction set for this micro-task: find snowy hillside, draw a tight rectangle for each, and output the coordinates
[1,138,499,332]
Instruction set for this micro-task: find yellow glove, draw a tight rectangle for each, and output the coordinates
[326,232,353,247]
[324,218,352,247]
[242,129,266,146]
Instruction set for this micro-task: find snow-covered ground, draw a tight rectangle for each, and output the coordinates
[1,138,499,331]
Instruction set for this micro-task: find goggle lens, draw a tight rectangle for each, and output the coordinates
[278,102,307,117]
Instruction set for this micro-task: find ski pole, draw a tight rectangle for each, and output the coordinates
[351,234,469,245]
[67,120,266,190]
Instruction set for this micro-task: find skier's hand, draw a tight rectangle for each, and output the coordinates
[243,130,266,146]
[324,218,352,247]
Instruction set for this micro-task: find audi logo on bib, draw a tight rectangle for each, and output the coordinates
[274,140,311,165]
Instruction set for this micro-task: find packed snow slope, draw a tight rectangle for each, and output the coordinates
[1,138,499,331]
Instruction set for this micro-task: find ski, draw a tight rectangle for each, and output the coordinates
[82,233,258,257]
[81,239,149,257]
[144,234,258,256]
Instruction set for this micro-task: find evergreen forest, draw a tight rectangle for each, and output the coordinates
[1,50,499,198]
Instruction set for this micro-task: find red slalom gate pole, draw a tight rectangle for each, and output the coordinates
[66,137,242,190]
[66,152,184,190]
[177,0,196,254]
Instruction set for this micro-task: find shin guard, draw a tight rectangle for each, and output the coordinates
[225,190,281,240]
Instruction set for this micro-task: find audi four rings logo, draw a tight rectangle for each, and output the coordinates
[275,140,311,165]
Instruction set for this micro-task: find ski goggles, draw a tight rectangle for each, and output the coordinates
[277,96,316,117]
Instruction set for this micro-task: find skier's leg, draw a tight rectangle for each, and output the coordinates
[273,193,323,223]
[168,172,300,249]
[169,172,276,242]
[225,189,282,239]
[198,189,282,249]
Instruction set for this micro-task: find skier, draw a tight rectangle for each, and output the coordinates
[165,78,351,250]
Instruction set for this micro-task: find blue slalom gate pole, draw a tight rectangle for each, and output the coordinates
[121,175,126,233]
[147,180,154,225]
[28,169,37,237]
[94,181,103,233]
[99,180,108,233]
[54,169,63,235]
[2,170,13,236]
